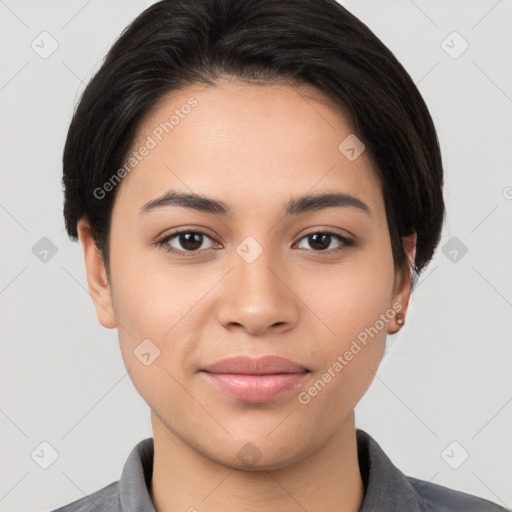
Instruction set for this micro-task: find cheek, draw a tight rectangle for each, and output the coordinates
[302,249,395,342]
[297,266,394,416]
[109,236,185,332]
[300,245,395,388]
[109,248,213,383]
[110,229,396,349]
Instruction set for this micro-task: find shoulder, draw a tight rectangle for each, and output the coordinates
[49,481,120,512]
[356,429,509,512]
[407,475,510,512]
[49,437,155,512]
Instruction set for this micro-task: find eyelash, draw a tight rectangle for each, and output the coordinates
[155,229,354,257]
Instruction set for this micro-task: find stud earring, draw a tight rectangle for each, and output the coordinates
[396,313,405,326]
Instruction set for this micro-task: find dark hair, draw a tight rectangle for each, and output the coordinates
[62,0,445,289]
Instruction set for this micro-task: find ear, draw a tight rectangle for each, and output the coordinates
[388,232,417,334]
[77,218,117,329]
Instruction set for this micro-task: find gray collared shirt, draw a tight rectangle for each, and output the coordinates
[51,429,509,511]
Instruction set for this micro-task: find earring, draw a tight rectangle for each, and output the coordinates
[396,313,405,326]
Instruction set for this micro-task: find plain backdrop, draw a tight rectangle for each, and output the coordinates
[1,1,511,511]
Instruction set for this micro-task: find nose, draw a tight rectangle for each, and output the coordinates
[216,246,299,336]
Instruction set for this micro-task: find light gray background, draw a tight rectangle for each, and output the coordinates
[1,1,511,511]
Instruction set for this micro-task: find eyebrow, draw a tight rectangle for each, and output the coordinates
[139,189,371,218]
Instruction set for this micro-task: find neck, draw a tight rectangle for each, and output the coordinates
[149,411,364,512]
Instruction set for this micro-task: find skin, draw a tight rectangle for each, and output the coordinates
[78,79,416,512]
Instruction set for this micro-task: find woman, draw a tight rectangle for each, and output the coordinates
[54,0,507,510]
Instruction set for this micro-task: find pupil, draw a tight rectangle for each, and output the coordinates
[181,233,202,251]
[176,233,333,252]
[309,233,330,251]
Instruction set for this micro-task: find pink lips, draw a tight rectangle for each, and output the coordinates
[200,355,309,403]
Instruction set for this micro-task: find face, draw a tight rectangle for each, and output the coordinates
[79,79,415,470]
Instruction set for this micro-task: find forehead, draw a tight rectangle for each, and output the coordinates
[113,80,384,218]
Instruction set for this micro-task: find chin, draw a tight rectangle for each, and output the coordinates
[196,432,314,472]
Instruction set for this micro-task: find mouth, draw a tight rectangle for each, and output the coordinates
[200,355,310,403]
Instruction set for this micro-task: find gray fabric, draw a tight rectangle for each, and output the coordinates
[50,429,509,511]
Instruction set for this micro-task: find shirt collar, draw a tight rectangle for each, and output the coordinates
[118,429,420,511]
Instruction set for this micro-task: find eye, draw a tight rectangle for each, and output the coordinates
[155,228,354,257]
[156,230,217,256]
[295,230,353,253]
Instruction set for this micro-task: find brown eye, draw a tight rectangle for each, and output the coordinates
[157,230,216,255]
[296,231,352,253]
[156,229,353,257]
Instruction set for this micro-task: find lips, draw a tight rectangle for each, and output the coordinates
[202,355,308,374]
[200,355,309,403]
